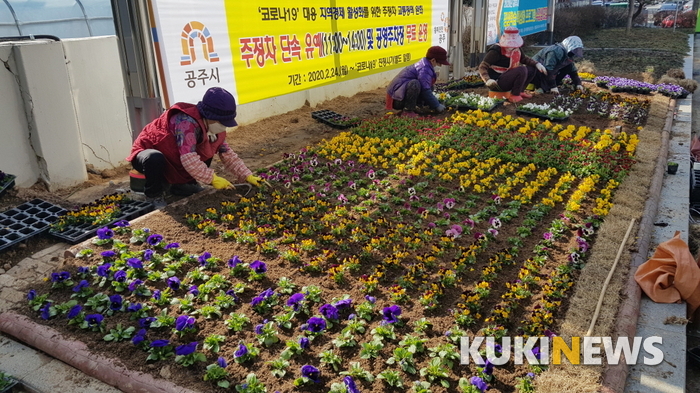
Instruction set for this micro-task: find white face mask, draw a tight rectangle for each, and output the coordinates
[207,122,227,142]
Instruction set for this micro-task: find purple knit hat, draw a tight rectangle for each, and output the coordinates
[196,87,238,127]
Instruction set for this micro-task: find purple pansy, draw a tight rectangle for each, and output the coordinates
[175,315,196,331]
[175,341,198,356]
[249,260,267,274]
[67,304,82,319]
[109,294,123,311]
[96,263,112,277]
[113,270,127,283]
[127,258,143,269]
[146,233,163,246]
[319,304,339,320]
[286,293,305,311]
[303,317,327,333]
[301,365,320,383]
[96,227,114,240]
[382,305,402,324]
[167,276,181,291]
[72,280,89,292]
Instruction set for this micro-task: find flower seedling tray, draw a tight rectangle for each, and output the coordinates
[49,200,153,244]
[515,109,569,122]
[0,174,16,197]
[456,101,504,112]
[0,199,66,252]
[311,110,361,129]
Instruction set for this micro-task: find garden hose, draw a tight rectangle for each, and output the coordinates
[586,218,636,337]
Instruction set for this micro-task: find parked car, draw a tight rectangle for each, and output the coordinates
[661,14,677,26]
[660,10,697,27]
[654,2,682,25]
[658,2,681,11]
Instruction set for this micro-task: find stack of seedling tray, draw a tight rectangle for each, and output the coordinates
[311,110,361,129]
[49,199,154,244]
[0,199,67,251]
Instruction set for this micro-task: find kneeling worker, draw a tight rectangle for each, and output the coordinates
[127,87,265,207]
[386,46,449,117]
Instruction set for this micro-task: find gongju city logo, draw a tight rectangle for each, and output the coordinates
[460,336,663,366]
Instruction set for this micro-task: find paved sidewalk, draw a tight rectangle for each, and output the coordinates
[623,34,695,393]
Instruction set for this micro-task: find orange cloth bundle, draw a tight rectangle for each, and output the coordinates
[635,231,700,315]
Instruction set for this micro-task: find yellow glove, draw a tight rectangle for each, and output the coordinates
[246,175,270,187]
[212,174,234,190]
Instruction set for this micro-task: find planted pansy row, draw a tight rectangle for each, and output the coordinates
[593,76,656,94]
[442,112,638,180]
[35,230,473,390]
[337,110,641,184]
[520,216,602,336]
[655,83,688,98]
[593,76,685,96]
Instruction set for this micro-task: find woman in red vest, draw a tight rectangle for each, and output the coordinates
[127,87,264,206]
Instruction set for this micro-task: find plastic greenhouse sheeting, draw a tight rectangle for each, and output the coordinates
[0,0,114,39]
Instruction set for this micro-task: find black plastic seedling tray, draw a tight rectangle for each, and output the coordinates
[0,199,67,252]
[0,174,16,197]
[311,110,361,129]
[48,200,154,244]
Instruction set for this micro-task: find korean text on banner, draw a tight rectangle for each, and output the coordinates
[487,0,549,45]
[150,0,449,107]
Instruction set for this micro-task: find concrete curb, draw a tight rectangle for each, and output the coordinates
[0,312,199,393]
[599,99,677,393]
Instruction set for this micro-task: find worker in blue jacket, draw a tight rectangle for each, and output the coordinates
[531,36,585,94]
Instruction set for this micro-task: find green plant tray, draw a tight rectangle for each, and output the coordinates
[515,109,569,122]
[48,200,154,244]
[311,110,361,129]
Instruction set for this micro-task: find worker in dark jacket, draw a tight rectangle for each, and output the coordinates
[531,36,585,94]
[478,26,548,103]
[127,87,265,207]
[386,46,449,117]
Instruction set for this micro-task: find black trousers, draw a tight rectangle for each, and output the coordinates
[533,63,576,92]
[392,79,422,111]
[131,149,211,197]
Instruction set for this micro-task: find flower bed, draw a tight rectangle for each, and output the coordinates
[24,106,648,392]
